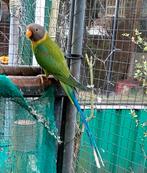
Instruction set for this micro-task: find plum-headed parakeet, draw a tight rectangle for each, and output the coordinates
[26,23,104,168]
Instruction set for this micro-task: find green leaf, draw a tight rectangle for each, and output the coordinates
[144,46,147,51]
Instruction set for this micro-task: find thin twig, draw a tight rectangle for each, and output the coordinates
[85,54,95,122]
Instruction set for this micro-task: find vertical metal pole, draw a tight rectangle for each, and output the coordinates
[62,0,86,173]
[57,1,75,172]
[8,0,21,65]
[48,0,60,41]
[66,0,75,67]
[106,0,120,95]
[66,0,75,56]
[33,0,46,66]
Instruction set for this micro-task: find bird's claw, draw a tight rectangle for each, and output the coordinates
[37,74,48,85]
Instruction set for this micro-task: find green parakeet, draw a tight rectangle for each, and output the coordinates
[26,23,104,168]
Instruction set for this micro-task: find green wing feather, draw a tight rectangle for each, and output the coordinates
[33,33,87,90]
[60,81,74,104]
[57,74,88,91]
[33,36,70,78]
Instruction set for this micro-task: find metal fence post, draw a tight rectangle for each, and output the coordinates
[106,0,120,95]
[62,0,86,173]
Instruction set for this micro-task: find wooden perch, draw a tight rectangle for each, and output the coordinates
[8,75,55,97]
[0,65,42,76]
[0,65,63,97]
[9,75,53,88]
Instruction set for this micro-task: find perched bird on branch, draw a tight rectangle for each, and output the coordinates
[26,23,104,168]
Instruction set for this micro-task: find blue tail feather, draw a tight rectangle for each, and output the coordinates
[60,81,104,168]
[72,92,104,168]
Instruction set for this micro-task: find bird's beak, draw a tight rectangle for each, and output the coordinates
[26,29,32,39]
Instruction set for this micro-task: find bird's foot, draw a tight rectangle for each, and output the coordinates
[37,74,48,85]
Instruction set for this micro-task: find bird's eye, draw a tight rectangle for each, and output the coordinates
[36,28,38,32]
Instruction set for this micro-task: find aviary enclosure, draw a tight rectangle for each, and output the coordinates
[0,0,146,173]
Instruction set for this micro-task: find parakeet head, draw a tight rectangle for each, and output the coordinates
[26,23,45,42]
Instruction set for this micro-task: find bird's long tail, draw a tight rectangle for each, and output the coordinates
[60,82,104,168]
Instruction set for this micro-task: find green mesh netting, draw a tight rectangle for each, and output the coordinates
[18,0,36,65]
[76,109,147,173]
[0,75,57,173]
[9,0,52,65]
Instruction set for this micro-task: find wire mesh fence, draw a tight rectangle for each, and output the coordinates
[0,87,57,173]
[80,0,147,103]
[0,0,146,173]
